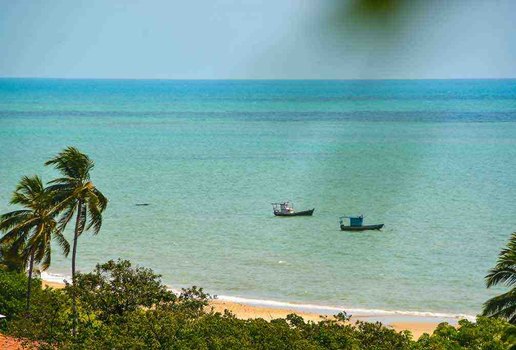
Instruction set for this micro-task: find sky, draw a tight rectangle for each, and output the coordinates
[0,0,515,79]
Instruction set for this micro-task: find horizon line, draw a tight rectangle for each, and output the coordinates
[1,76,516,82]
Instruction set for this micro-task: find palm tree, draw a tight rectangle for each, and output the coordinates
[483,232,516,324]
[45,147,107,333]
[45,147,108,280]
[0,176,70,310]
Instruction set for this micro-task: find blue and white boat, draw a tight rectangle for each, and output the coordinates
[339,215,383,231]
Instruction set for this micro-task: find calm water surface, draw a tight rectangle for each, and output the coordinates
[1,79,516,316]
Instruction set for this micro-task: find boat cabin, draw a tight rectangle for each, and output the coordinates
[339,215,383,231]
[272,201,295,215]
[339,215,364,227]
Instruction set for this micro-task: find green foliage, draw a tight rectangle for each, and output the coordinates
[415,317,515,349]
[0,271,40,320]
[8,287,72,347]
[44,146,108,334]
[355,321,413,349]
[0,175,69,270]
[0,243,26,272]
[483,232,516,324]
[502,325,516,350]
[65,259,176,323]
[173,285,211,317]
[2,259,516,349]
[0,174,70,311]
[45,146,108,239]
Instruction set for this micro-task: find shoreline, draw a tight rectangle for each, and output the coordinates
[212,294,473,322]
[208,300,445,339]
[41,276,470,339]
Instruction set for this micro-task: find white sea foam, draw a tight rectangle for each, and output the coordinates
[214,294,476,321]
[41,272,475,322]
[41,271,70,284]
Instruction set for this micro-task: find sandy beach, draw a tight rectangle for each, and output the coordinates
[42,280,443,339]
[209,300,441,339]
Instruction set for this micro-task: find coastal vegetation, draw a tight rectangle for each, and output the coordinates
[0,260,515,349]
[1,147,516,348]
[0,147,106,336]
[0,176,69,311]
[483,232,516,324]
[44,146,108,334]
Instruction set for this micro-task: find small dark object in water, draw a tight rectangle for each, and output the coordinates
[135,203,150,206]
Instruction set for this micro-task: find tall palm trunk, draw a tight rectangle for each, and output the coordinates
[26,250,35,311]
[71,200,83,282]
[71,200,83,336]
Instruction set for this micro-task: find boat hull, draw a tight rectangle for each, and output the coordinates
[340,224,384,231]
[274,209,315,217]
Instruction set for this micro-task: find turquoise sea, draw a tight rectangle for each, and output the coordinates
[1,79,516,318]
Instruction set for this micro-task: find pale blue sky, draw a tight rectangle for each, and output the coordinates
[1,0,515,79]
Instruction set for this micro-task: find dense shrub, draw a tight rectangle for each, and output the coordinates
[415,317,516,350]
[0,271,41,320]
[65,259,176,323]
[2,260,516,349]
[8,287,72,348]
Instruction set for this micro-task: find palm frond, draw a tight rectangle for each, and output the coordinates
[57,203,77,233]
[92,187,108,212]
[483,289,516,321]
[31,241,45,265]
[46,182,76,192]
[76,204,87,236]
[486,233,516,289]
[86,192,103,234]
[0,210,33,231]
[486,267,516,289]
[26,225,45,260]
[0,218,38,245]
[54,231,70,257]
[10,175,45,207]
[1,173,71,275]
[40,242,52,271]
[47,177,78,185]
[0,227,27,246]
[0,209,32,220]
[10,237,32,266]
[14,175,44,195]
[45,183,77,206]
[45,146,94,180]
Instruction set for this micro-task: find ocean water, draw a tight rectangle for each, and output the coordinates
[1,78,516,318]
